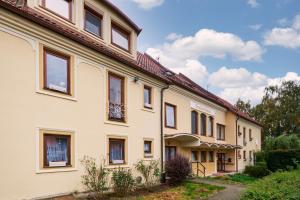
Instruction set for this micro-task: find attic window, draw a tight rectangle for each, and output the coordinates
[42,0,72,21]
[111,23,130,52]
[84,5,102,37]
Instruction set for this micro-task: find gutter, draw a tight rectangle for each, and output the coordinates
[160,84,169,182]
[235,115,240,172]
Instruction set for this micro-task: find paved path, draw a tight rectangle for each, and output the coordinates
[192,179,246,200]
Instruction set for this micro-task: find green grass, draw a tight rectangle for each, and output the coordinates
[241,168,300,200]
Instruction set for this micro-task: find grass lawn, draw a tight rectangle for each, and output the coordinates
[203,173,257,185]
[135,181,225,200]
[241,168,300,200]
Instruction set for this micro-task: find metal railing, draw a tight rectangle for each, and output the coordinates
[108,102,126,121]
[191,161,206,177]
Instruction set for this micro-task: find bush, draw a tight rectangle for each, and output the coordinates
[266,149,300,171]
[135,159,160,188]
[255,151,265,162]
[241,168,300,200]
[80,156,110,200]
[165,155,192,185]
[264,134,300,151]
[111,167,135,197]
[244,165,270,178]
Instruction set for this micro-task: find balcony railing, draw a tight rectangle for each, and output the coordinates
[108,102,126,121]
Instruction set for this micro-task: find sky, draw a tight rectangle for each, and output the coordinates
[111,0,300,105]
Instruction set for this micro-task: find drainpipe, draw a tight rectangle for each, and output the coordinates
[160,84,169,183]
[235,115,240,172]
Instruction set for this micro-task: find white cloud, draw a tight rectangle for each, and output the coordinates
[166,33,183,41]
[208,67,267,88]
[131,0,164,10]
[212,69,300,105]
[147,29,263,71]
[264,14,300,48]
[247,0,259,8]
[249,24,262,31]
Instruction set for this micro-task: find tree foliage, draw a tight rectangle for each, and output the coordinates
[235,81,300,138]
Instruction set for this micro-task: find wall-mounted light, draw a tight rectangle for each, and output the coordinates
[133,76,139,83]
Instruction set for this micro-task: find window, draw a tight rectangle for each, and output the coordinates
[111,23,130,52]
[217,124,225,140]
[249,151,252,161]
[208,116,214,137]
[165,146,176,161]
[143,85,152,109]
[84,5,102,37]
[238,150,241,159]
[208,151,214,162]
[43,134,71,168]
[42,0,72,21]
[243,127,247,145]
[191,111,198,134]
[44,48,70,94]
[108,72,125,122]
[200,114,207,136]
[238,125,241,136]
[109,139,125,164]
[191,151,198,161]
[165,103,176,128]
[249,129,252,141]
[243,150,246,161]
[201,151,207,162]
[144,140,152,157]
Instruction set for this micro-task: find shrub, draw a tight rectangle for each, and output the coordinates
[241,168,300,200]
[80,156,110,200]
[244,165,270,178]
[255,151,265,162]
[111,167,135,197]
[165,155,192,185]
[266,149,300,171]
[264,134,300,151]
[135,159,160,188]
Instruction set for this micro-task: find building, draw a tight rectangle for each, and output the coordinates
[0,0,261,199]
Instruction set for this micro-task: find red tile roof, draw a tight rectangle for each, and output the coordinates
[0,0,261,127]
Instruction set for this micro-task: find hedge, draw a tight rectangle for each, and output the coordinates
[265,149,300,172]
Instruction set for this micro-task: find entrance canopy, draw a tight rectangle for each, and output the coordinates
[164,133,242,149]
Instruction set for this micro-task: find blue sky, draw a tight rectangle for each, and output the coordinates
[111,0,300,105]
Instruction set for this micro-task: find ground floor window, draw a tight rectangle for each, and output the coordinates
[165,146,176,161]
[208,151,214,162]
[144,140,153,158]
[201,151,207,162]
[243,150,247,161]
[109,139,125,164]
[191,151,198,161]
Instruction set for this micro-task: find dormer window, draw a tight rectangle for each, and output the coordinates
[111,23,130,52]
[42,0,72,21]
[84,5,102,38]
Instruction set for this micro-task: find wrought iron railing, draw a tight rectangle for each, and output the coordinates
[191,161,206,177]
[108,102,126,121]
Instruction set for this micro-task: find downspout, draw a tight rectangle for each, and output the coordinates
[160,84,169,183]
[235,115,240,172]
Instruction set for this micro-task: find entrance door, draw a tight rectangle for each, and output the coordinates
[217,153,225,172]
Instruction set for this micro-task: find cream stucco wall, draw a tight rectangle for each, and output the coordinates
[0,14,160,199]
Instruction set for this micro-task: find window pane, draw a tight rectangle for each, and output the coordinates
[46,52,68,93]
[110,140,124,163]
[45,0,70,19]
[109,76,122,104]
[191,111,197,134]
[165,146,176,161]
[191,151,198,161]
[201,151,206,162]
[85,9,101,36]
[144,87,151,105]
[144,141,151,153]
[45,135,69,167]
[166,105,175,127]
[112,27,129,50]
[201,114,207,135]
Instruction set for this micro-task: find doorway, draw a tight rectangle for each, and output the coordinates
[217,153,225,172]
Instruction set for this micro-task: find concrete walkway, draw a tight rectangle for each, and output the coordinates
[192,179,246,200]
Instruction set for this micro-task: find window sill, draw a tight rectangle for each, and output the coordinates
[108,44,133,58]
[141,107,155,113]
[106,164,130,169]
[36,90,77,101]
[36,167,77,174]
[104,120,129,127]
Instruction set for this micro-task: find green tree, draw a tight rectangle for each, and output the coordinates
[235,98,252,116]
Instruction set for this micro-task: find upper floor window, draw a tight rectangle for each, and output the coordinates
[243,127,247,145]
[165,103,176,128]
[42,0,72,21]
[200,113,207,136]
[249,129,253,141]
[84,5,102,37]
[143,85,152,109]
[108,72,125,122]
[109,138,125,164]
[44,48,70,95]
[111,23,130,52]
[217,124,225,140]
[208,116,214,137]
[191,111,198,134]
